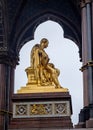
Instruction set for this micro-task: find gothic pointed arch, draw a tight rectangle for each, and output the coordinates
[0,0,82,65]
[5,0,81,63]
[14,10,81,55]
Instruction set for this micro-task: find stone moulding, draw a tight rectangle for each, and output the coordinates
[13,101,71,118]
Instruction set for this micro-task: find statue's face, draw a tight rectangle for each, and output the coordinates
[40,38,49,48]
[44,41,48,48]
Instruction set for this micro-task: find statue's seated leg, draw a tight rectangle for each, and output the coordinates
[46,65,62,88]
[51,73,61,88]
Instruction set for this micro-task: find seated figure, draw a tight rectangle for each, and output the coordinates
[30,38,62,88]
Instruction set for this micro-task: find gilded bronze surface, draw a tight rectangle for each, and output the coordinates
[17,38,68,93]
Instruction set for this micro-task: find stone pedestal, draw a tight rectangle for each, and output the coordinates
[9,92,73,129]
[86,119,93,128]
[75,104,93,128]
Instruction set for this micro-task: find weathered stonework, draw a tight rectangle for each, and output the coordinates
[9,92,73,129]
[13,101,71,118]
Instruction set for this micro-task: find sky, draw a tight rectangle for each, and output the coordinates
[14,20,83,125]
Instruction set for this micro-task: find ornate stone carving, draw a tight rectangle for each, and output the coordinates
[13,101,71,118]
[0,1,7,50]
[30,104,52,115]
[16,104,27,116]
[55,103,67,115]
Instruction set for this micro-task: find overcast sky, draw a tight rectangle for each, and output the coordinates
[15,20,83,125]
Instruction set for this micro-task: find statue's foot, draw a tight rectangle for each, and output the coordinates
[55,85,62,89]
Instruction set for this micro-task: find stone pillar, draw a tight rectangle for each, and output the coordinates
[9,67,15,113]
[0,64,15,130]
[81,0,89,107]
[0,64,6,130]
[77,0,93,128]
[86,0,93,127]
[0,53,18,130]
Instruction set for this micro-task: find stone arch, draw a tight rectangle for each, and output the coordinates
[13,10,81,60]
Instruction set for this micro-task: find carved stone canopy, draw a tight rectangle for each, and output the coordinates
[0,0,82,66]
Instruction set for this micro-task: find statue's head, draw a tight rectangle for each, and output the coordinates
[40,38,49,48]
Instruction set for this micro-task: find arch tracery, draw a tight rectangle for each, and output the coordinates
[14,11,81,60]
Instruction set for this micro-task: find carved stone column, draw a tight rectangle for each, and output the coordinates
[0,64,6,130]
[77,0,93,128]
[81,0,89,107]
[0,0,16,129]
[0,56,18,130]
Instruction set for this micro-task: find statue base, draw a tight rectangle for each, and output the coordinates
[9,92,73,129]
[17,85,68,93]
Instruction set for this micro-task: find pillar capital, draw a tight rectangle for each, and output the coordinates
[79,0,86,8]
[85,0,92,4]
[0,51,19,67]
[80,0,92,8]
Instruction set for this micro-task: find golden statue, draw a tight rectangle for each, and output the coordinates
[30,38,61,88]
[17,38,68,93]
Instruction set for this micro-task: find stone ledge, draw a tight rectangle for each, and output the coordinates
[8,128,93,130]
